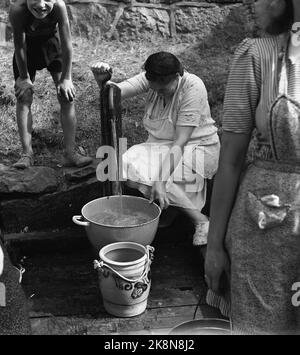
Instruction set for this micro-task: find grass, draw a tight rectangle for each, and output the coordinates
[0,12,252,168]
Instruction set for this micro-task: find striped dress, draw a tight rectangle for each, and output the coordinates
[206,34,300,333]
[222,34,300,150]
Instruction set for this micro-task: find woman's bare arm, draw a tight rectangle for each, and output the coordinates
[207,131,251,250]
[157,125,194,182]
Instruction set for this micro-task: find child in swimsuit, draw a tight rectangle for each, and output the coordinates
[9,0,92,168]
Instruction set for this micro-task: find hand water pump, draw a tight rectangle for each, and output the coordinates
[91,67,123,196]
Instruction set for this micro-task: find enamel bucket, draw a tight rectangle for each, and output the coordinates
[170,318,231,335]
[72,195,161,253]
[94,242,154,317]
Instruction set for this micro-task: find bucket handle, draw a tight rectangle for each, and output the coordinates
[72,215,90,227]
[94,245,154,283]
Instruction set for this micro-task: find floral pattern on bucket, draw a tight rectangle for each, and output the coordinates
[112,271,151,299]
[93,244,155,317]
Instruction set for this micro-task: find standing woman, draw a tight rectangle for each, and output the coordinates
[205,0,300,334]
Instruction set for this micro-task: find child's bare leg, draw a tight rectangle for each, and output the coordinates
[51,72,92,167]
[59,97,92,167]
[13,89,34,169]
[59,95,76,155]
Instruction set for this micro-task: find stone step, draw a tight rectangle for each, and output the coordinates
[0,160,105,234]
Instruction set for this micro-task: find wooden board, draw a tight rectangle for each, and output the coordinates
[30,304,221,335]
[9,215,223,335]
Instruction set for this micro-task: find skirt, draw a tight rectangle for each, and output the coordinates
[207,160,300,334]
[122,141,220,211]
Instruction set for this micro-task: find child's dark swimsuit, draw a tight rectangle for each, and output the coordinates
[13,5,62,81]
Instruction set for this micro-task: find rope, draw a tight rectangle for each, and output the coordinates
[94,245,154,283]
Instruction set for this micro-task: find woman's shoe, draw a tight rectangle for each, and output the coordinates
[193,221,209,246]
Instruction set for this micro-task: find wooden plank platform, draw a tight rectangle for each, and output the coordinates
[6,215,224,335]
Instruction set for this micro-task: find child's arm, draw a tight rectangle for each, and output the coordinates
[9,3,33,97]
[55,0,75,101]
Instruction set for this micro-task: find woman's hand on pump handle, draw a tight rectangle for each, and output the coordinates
[90,61,111,73]
[90,61,113,85]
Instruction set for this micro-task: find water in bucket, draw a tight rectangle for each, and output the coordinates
[90,208,151,227]
[105,248,144,263]
[94,242,154,317]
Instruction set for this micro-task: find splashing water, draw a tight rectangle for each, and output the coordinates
[293,182,300,234]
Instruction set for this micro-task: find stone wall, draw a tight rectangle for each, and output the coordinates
[0,1,256,42]
[64,0,256,40]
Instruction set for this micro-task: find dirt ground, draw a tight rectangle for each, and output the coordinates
[0,30,246,168]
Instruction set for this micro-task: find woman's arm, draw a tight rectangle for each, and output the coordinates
[205,39,260,293]
[150,125,194,209]
[90,62,149,99]
[114,73,149,100]
[207,131,251,249]
[159,125,194,182]
[205,131,251,293]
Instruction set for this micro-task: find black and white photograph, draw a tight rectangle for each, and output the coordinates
[0,0,299,338]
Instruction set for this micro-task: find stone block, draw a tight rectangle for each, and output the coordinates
[0,166,59,195]
[0,177,103,233]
